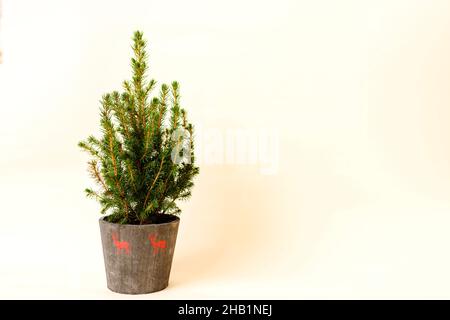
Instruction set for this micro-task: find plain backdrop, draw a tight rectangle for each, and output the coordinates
[1,0,450,299]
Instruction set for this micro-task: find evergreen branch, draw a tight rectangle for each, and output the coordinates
[181,109,187,128]
[111,92,131,140]
[107,128,118,177]
[104,114,130,218]
[145,79,157,95]
[88,160,107,191]
[170,81,180,129]
[85,188,102,200]
[126,159,136,191]
[78,141,99,158]
[141,97,160,161]
[143,157,165,209]
[158,84,169,129]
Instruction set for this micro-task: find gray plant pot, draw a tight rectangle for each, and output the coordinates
[99,216,180,294]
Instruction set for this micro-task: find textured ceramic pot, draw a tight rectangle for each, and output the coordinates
[99,216,180,294]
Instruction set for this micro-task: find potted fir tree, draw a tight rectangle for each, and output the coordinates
[78,31,199,294]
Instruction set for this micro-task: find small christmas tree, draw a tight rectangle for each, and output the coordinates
[79,31,199,225]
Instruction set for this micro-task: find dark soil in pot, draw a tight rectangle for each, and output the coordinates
[105,213,179,225]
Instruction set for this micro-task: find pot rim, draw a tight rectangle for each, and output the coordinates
[99,215,180,227]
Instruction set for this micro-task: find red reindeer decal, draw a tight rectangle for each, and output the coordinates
[112,233,130,255]
[148,234,166,255]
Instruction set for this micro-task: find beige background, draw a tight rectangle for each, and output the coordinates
[1,0,450,299]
